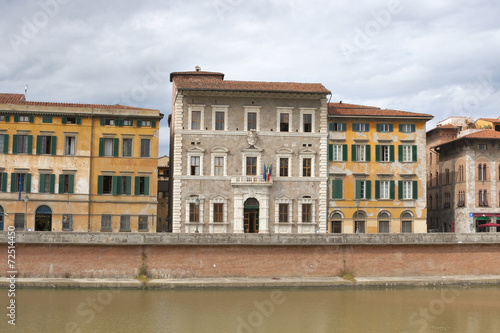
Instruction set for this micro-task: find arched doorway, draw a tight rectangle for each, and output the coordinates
[35,205,52,231]
[0,206,4,230]
[244,198,259,233]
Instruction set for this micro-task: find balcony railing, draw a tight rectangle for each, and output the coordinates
[231,176,273,186]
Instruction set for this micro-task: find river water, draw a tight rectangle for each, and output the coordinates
[2,286,500,332]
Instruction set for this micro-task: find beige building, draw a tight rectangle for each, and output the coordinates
[0,93,162,232]
[168,67,331,233]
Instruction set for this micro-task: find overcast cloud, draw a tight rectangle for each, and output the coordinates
[1,0,500,155]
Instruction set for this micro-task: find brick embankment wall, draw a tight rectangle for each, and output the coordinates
[1,233,500,278]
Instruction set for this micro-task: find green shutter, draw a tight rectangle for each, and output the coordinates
[342,144,348,161]
[399,124,403,132]
[376,124,381,132]
[375,145,380,161]
[61,117,67,124]
[332,179,343,199]
[49,174,55,194]
[366,145,371,162]
[390,181,395,200]
[1,173,7,192]
[365,123,369,132]
[136,120,142,128]
[3,135,8,154]
[413,180,418,199]
[10,173,16,192]
[26,174,31,193]
[366,180,371,199]
[328,123,334,131]
[59,174,64,194]
[97,176,103,195]
[389,145,394,162]
[341,123,346,131]
[351,145,357,162]
[398,180,403,200]
[113,138,119,157]
[100,118,105,126]
[29,115,34,123]
[14,115,19,122]
[398,145,403,162]
[42,116,52,123]
[98,138,104,157]
[328,144,333,161]
[130,120,134,127]
[36,136,42,155]
[116,176,122,195]
[12,135,18,154]
[51,136,57,155]
[389,124,393,132]
[352,123,358,131]
[412,145,417,162]
[135,176,140,195]
[27,135,33,154]
[112,176,119,195]
[68,174,74,194]
[4,115,10,122]
[151,120,156,128]
[355,180,361,199]
[411,124,416,132]
[126,176,132,195]
[375,180,380,200]
[39,174,46,193]
[76,117,82,125]
[144,176,150,196]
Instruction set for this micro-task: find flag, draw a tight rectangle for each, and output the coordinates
[18,174,22,201]
[263,164,267,180]
[269,164,272,176]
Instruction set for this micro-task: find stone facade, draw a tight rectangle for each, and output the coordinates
[168,68,330,233]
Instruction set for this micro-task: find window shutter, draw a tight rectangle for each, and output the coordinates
[113,138,119,157]
[375,145,380,161]
[151,120,156,128]
[135,176,140,195]
[10,173,16,192]
[355,180,361,199]
[130,120,134,126]
[390,180,395,199]
[375,180,380,199]
[27,135,33,155]
[114,119,119,127]
[3,135,8,154]
[98,138,104,157]
[328,144,333,161]
[51,136,57,155]
[36,136,42,155]
[412,145,417,162]
[364,123,369,132]
[398,180,403,199]
[366,180,371,199]
[62,117,67,124]
[12,135,18,154]
[76,117,82,125]
[59,174,64,194]
[366,145,371,162]
[352,123,358,131]
[4,115,10,122]
[49,174,55,194]
[376,124,381,132]
[413,180,418,199]
[42,116,52,123]
[411,124,416,132]
[332,179,343,199]
[126,176,132,195]
[29,115,34,123]
[342,144,348,161]
[26,173,31,193]
[39,174,46,193]
[112,176,119,195]
[351,145,357,162]
[328,123,334,131]
[341,123,346,131]
[136,120,142,128]
[144,177,150,195]
[116,176,122,195]
[390,145,394,162]
[100,118,105,126]
[1,173,7,192]
[68,174,74,194]
[389,124,393,132]
[398,145,403,162]
[14,115,19,122]
[97,176,103,195]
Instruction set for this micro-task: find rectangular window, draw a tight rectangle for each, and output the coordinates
[302,204,311,222]
[16,173,27,192]
[329,122,346,132]
[246,157,257,176]
[103,138,114,156]
[214,157,224,176]
[215,112,225,130]
[400,124,415,133]
[104,119,114,126]
[0,115,5,121]
[213,203,223,222]
[377,123,392,132]
[303,114,312,132]
[192,111,201,130]
[137,177,148,195]
[402,221,412,233]
[403,181,412,200]
[478,144,487,150]
[247,112,257,130]
[191,156,200,175]
[66,117,77,124]
[101,214,112,231]
[356,180,371,199]
[189,203,199,222]
[40,136,52,154]
[120,215,130,231]
[123,120,133,126]
[280,113,289,132]
[40,174,51,193]
[19,115,29,122]
[356,145,366,162]
[102,175,113,194]
[62,214,73,231]
[60,174,74,194]
[122,138,133,157]
[302,158,312,177]
[14,213,25,230]
[120,176,131,195]
[353,123,369,132]
[379,221,389,233]
[138,216,148,231]
[65,136,76,155]
[42,116,52,123]
[0,135,4,153]
[355,221,365,233]
[333,145,343,161]
[279,158,288,177]
[381,145,390,162]
[141,120,151,127]
[140,139,150,157]
[380,181,390,199]
[279,203,288,222]
[17,135,29,154]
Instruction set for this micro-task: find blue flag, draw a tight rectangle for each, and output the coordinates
[18,174,22,201]
[263,164,267,180]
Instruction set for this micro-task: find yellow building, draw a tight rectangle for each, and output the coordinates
[0,93,162,232]
[328,103,433,233]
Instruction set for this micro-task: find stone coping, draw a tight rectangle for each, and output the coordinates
[0,232,499,246]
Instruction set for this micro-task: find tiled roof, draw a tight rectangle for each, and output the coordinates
[328,103,433,118]
[170,70,225,81]
[476,118,500,123]
[460,130,500,139]
[173,77,331,94]
[435,124,459,128]
[0,93,153,110]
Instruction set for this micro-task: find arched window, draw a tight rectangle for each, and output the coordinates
[436,171,439,186]
[353,211,366,233]
[330,212,343,233]
[478,164,487,181]
[445,169,450,184]
[401,211,413,233]
[378,211,390,233]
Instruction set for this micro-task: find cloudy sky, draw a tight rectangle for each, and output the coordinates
[1,0,499,155]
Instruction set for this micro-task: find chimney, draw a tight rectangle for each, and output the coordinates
[195,66,201,72]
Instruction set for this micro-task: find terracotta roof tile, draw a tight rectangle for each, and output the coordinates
[170,70,225,81]
[435,124,459,128]
[476,118,500,123]
[460,129,500,139]
[0,93,26,104]
[328,102,433,118]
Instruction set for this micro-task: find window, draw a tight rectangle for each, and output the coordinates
[213,203,223,222]
[459,165,464,182]
[436,171,439,186]
[303,114,312,132]
[379,145,391,162]
[333,144,343,161]
[399,124,415,133]
[123,120,133,126]
[279,113,289,132]
[445,169,450,184]
[458,191,465,207]
[402,181,413,200]
[401,212,413,233]
[330,213,343,233]
[356,180,371,199]
[302,158,312,177]
[104,119,114,126]
[16,173,27,192]
[16,135,29,154]
[354,212,366,233]
[65,117,77,124]
[39,174,51,193]
[62,214,73,231]
[353,123,369,132]
[189,203,199,222]
[478,164,487,181]
[14,213,25,230]
[0,115,5,121]
[444,192,451,208]
[191,156,200,175]
[302,204,312,222]
[379,180,390,199]
[402,221,412,233]
[246,157,257,176]
[429,153,432,165]
[214,157,224,176]
[356,145,366,162]
[141,120,151,127]
[120,215,130,231]
[0,135,5,154]
[101,215,112,231]
[122,138,133,157]
[19,115,29,122]
[279,204,288,222]
[138,216,148,231]
[331,179,343,199]
[135,176,149,195]
[247,112,257,131]
[11,173,30,193]
[478,144,487,150]
[59,174,74,194]
[103,138,114,157]
[279,158,288,177]
[42,116,52,123]
[479,190,488,207]
[65,136,76,155]
[429,172,432,185]
[377,123,392,132]
[378,212,390,233]
[191,111,201,130]
[329,122,346,131]
[140,139,150,157]
[401,145,415,162]
[38,136,53,155]
[102,176,113,194]
[215,112,225,130]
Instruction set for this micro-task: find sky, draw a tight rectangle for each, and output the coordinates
[1,0,500,156]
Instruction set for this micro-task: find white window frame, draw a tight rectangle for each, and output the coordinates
[244,106,261,131]
[212,105,229,131]
[19,115,29,122]
[275,197,293,223]
[188,105,205,131]
[403,181,412,200]
[103,138,114,157]
[333,145,343,162]
[356,145,366,162]
[298,196,316,224]
[381,145,390,162]
[188,153,204,176]
[299,108,315,133]
[359,180,367,199]
[402,145,412,162]
[211,154,227,177]
[64,135,77,156]
[276,107,293,133]
[379,123,391,132]
[380,180,390,199]
[400,124,413,133]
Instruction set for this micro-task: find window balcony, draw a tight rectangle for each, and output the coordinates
[231,176,273,186]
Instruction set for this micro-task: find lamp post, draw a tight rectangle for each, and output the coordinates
[355,200,360,234]
[24,195,29,231]
[194,197,200,233]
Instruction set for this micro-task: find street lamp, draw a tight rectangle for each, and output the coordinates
[355,200,360,234]
[24,195,29,231]
[194,197,200,233]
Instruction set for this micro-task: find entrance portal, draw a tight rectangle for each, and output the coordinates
[35,205,52,231]
[244,198,259,233]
